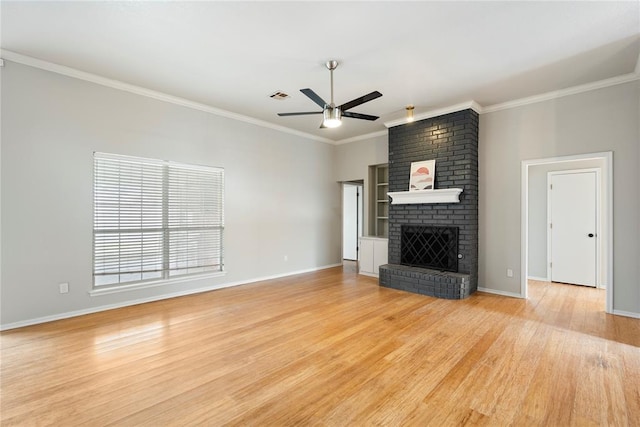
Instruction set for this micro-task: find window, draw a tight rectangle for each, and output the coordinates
[93,152,224,289]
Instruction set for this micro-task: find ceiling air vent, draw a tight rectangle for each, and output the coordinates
[269,91,289,100]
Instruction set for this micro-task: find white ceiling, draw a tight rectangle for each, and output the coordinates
[2,1,639,142]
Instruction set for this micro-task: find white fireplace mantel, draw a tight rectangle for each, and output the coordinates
[387,188,463,204]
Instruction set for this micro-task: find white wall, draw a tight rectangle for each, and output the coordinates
[480,80,639,314]
[334,135,387,234]
[0,62,342,327]
[528,159,604,280]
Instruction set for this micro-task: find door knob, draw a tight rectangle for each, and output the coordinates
[588,233,594,238]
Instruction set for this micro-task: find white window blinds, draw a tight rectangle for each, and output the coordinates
[93,152,224,288]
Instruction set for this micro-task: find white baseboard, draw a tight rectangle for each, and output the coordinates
[612,309,640,319]
[527,276,549,282]
[477,287,525,299]
[0,263,343,331]
[477,289,638,318]
[5,263,632,329]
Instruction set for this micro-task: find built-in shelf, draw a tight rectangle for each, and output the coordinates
[369,164,389,237]
[388,188,463,204]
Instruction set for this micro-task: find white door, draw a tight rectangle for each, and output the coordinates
[549,171,597,286]
[342,184,361,260]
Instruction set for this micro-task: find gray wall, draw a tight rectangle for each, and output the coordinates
[1,62,342,326]
[527,159,605,280]
[334,134,387,235]
[337,80,639,315]
[480,80,639,314]
[2,60,638,326]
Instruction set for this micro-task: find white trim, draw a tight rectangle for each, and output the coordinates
[388,188,462,204]
[483,73,639,114]
[546,173,551,282]
[0,263,342,331]
[477,287,524,299]
[0,50,334,145]
[522,152,613,314]
[527,276,549,282]
[522,152,612,167]
[359,236,389,242]
[521,157,529,300]
[4,50,638,146]
[334,130,387,145]
[546,172,551,283]
[605,153,613,311]
[89,271,227,296]
[612,310,640,319]
[383,101,483,128]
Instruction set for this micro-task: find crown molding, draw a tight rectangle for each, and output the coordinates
[482,72,640,114]
[383,100,483,128]
[0,50,335,145]
[382,72,639,129]
[334,130,388,145]
[4,50,638,145]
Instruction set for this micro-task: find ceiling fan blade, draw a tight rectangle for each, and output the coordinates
[278,111,323,116]
[300,88,328,109]
[339,91,383,112]
[342,111,379,121]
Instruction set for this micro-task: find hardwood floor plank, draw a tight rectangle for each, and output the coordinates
[1,267,638,426]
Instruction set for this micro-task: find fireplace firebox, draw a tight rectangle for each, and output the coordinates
[400,225,459,272]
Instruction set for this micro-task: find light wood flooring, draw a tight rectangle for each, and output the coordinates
[1,265,639,426]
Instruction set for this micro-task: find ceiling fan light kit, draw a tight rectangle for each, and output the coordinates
[277,60,382,129]
[322,106,342,128]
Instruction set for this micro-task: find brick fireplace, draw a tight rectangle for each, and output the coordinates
[379,108,479,299]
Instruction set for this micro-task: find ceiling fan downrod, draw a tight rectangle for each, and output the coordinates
[326,60,338,108]
[322,60,342,128]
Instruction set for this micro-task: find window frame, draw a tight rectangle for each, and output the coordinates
[92,152,225,295]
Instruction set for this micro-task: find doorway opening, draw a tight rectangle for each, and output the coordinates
[342,181,364,262]
[521,152,612,313]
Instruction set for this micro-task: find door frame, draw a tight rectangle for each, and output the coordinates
[521,151,612,313]
[546,168,601,287]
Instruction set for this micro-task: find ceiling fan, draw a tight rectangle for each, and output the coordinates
[278,60,382,129]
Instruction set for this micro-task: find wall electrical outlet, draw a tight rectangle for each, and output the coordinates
[506,269,514,278]
[59,282,69,294]
[284,255,288,262]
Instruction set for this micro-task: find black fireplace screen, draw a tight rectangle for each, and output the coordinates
[401,225,459,272]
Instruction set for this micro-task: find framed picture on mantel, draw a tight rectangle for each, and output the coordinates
[409,160,436,191]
